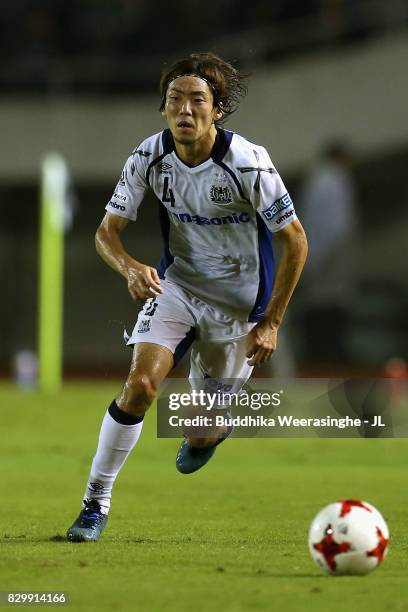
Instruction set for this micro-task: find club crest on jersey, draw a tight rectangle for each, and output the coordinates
[262,193,293,221]
[209,185,233,204]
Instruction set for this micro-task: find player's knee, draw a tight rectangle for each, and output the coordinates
[119,373,157,415]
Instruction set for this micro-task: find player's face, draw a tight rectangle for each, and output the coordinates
[164,76,221,145]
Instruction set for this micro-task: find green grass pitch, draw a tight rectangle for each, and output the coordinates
[1,382,408,611]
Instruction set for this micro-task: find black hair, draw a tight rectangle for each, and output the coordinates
[159,52,248,124]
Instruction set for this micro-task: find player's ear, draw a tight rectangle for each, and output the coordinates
[213,106,223,122]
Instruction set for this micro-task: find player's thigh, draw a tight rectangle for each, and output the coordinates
[126,280,196,362]
[121,281,196,405]
[186,339,251,445]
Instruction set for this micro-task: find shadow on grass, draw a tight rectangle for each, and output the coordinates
[0,534,68,544]
[1,535,372,580]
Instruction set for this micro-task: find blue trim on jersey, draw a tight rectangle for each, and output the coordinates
[249,213,275,322]
[157,202,174,279]
[211,128,233,161]
[146,129,174,187]
[173,327,195,367]
[212,129,247,201]
[216,160,246,201]
[162,128,175,154]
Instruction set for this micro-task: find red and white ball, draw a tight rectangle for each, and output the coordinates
[308,500,389,575]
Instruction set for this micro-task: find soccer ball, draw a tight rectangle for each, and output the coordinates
[308,500,389,575]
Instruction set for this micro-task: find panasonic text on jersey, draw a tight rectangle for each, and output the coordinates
[171,211,251,226]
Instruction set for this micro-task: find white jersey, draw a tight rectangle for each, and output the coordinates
[106,128,297,322]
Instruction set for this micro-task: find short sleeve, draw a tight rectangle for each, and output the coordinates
[105,150,149,221]
[251,147,297,232]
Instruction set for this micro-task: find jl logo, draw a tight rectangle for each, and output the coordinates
[137,319,151,333]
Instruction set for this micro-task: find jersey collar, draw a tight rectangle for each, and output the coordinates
[211,128,233,163]
[161,127,233,168]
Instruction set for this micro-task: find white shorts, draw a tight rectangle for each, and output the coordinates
[126,279,255,391]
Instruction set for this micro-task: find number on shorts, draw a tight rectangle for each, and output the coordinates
[145,299,158,317]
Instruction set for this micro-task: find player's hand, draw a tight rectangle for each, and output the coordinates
[126,264,163,301]
[245,320,278,366]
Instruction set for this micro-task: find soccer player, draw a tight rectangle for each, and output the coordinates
[67,52,308,542]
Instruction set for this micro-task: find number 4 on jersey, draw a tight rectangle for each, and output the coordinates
[161,177,175,206]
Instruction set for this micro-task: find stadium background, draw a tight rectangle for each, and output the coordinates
[1,0,407,378]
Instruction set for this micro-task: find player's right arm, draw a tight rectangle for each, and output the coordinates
[95,212,163,301]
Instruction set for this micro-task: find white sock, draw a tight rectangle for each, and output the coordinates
[83,401,144,514]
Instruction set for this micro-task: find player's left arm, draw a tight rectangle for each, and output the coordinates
[246,219,308,366]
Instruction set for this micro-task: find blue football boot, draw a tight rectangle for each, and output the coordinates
[66,499,108,542]
[176,420,234,474]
